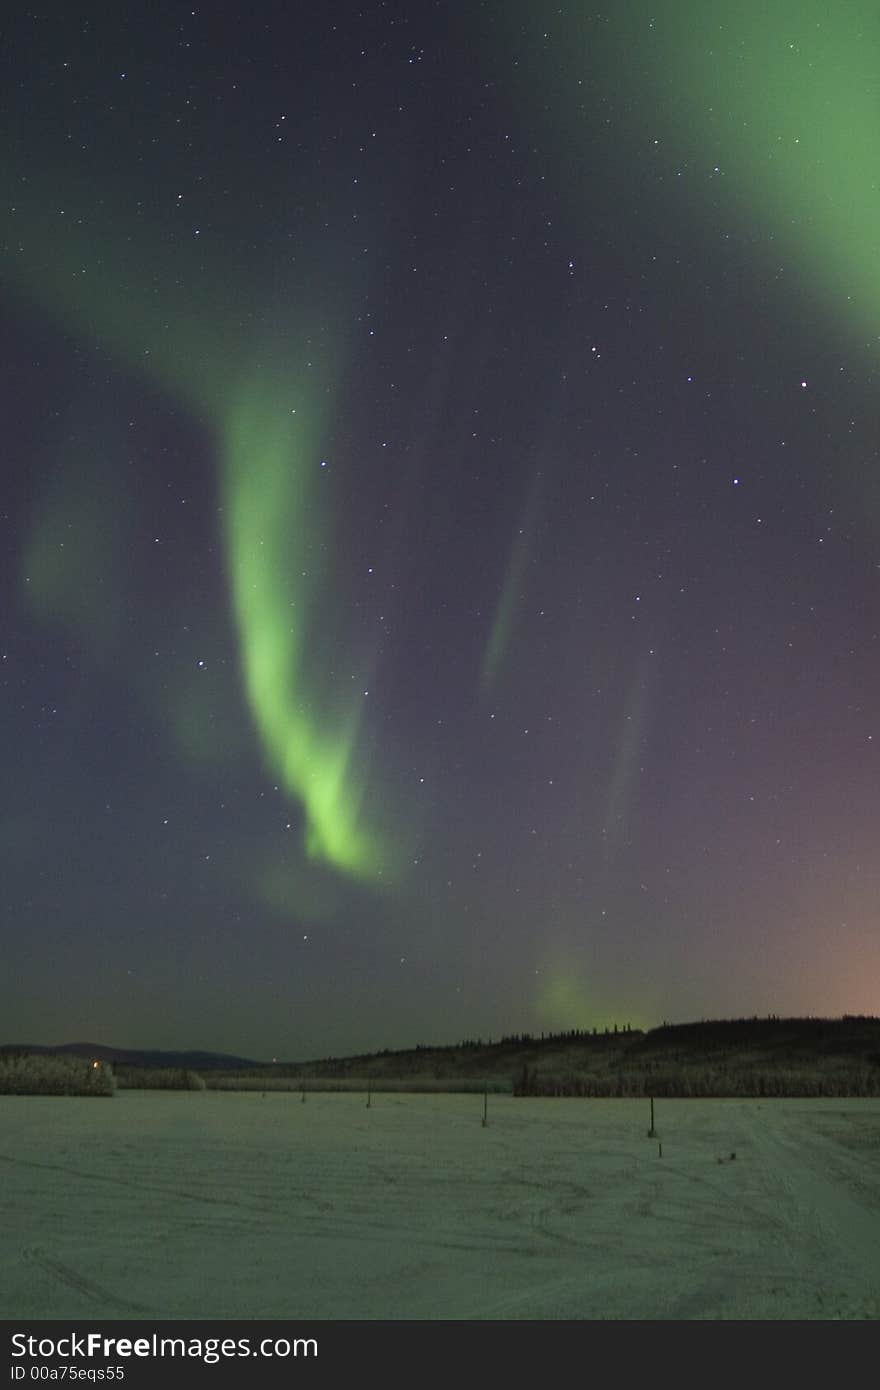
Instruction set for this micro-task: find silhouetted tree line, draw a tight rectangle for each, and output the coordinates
[513,1061,880,1098]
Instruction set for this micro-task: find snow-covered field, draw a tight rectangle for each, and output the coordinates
[1,1091,878,1320]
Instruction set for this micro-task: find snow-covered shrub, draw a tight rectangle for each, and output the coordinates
[115,1067,205,1090]
[0,1053,115,1096]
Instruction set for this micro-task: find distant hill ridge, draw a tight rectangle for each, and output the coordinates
[3,1016,877,1077]
[0,1042,258,1070]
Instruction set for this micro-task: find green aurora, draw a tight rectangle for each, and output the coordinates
[480,470,543,695]
[504,1,880,347]
[222,370,384,878]
[8,172,397,884]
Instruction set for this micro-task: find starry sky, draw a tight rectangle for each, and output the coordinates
[3,1,879,1061]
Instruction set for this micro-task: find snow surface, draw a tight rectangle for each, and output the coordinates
[1,1091,878,1320]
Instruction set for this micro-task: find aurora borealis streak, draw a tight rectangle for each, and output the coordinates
[481,472,542,695]
[221,371,389,880]
[651,0,880,343]
[2,2,879,1060]
[515,0,880,348]
[7,163,394,883]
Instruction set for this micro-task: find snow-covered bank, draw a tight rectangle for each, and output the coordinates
[1,1092,877,1319]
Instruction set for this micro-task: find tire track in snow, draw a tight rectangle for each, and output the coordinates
[734,1105,880,1315]
[22,1246,160,1315]
[0,1150,330,1218]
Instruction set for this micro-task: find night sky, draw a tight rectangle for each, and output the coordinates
[3,2,879,1061]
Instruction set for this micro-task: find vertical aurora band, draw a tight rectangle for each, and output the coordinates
[481,471,543,693]
[5,174,393,883]
[221,371,384,880]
